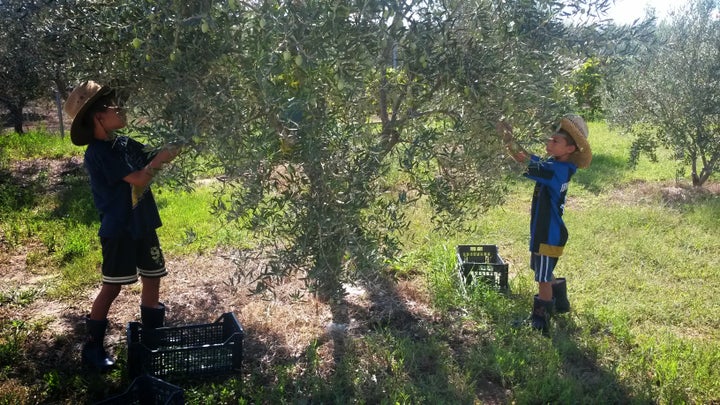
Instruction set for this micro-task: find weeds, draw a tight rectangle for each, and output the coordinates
[0,320,28,367]
[0,288,43,307]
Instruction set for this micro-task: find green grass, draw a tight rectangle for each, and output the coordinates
[1,122,719,404]
[0,129,78,160]
[154,186,252,255]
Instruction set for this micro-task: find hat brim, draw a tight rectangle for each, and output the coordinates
[560,117,592,169]
[69,86,114,146]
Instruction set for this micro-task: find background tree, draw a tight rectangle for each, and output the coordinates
[0,0,49,133]
[55,0,641,331]
[606,0,720,187]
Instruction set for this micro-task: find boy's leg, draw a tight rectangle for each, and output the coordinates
[538,281,553,301]
[84,284,121,371]
[140,276,161,309]
[140,276,165,330]
[89,283,122,320]
[530,254,558,333]
[531,295,554,334]
[83,235,137,371]
[137,230,168,326]
[137,231,169,348]
[83,317,115,371]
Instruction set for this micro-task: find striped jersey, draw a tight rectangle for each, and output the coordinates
[524,155,577,257]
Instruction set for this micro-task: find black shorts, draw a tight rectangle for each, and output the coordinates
[100,230,167,284]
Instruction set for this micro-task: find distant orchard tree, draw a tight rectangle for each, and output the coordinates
[607,0,720,187]
[0,1,45,133]
[0,1,72,134]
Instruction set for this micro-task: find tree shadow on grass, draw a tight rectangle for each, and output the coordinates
[573,153,629,194]
[10,311,128,404]
[454,283,640,403]
[322,273,510,404]
[0,168,42,213]
[51,162,100,226]
[0,156,100,226]
[551,313,646,403]
[20,305,295,403]
[4,257,644,403]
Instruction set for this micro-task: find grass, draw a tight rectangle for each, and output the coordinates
[154,187,252,255]
[1,122,719,403]
[0,129,78,160]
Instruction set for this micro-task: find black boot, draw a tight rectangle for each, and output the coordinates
[552,278,570,314]
[140,302,166,328]
[82,317,115,371]
[140,303,166,349]
[531,295,554,334]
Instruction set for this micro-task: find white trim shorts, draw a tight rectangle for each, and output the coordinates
[530,254,558,283]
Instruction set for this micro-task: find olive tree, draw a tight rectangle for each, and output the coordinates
[606,0,720,187]
[0,0,48,133]
[58,0,633,318]
[0,0,78,134]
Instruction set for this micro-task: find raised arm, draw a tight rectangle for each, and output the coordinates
[123,145,182,188]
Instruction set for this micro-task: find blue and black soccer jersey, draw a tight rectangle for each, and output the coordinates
[84,136,161,239]
[524,155,577,257]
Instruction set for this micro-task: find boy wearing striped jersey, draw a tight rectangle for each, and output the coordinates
[497,115,592,333]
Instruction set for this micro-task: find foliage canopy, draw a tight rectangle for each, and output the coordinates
[12,0,643,304]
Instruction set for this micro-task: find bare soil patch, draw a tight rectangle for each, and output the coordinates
[608,179,720,206]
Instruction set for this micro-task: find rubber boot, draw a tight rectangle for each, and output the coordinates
[82,317,115,371]
[531,295,554,335]
[140,303,166,349]
[140,302,166,329]
[552,278,570,314]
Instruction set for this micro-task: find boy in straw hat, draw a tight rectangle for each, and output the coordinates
[496,114,591,334]
[64,80,180,370]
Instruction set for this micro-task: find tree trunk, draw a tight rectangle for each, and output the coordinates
[8,105,24,134]
[693,166,712,188]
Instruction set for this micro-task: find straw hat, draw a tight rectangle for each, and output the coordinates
[558,114,591,169]
[64,81,114,146]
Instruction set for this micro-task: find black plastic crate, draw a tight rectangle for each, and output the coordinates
[456,245,509,290]
[127,312,244,379]
[95,375,184,405]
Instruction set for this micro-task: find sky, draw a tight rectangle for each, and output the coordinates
[605,0,690,24]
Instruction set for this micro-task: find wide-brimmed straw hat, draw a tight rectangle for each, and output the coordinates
[64,81,114,146]
[558,114,591,169]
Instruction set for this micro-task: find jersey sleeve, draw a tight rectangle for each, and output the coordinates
[523,156,576,189]
[524,155,555,185]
